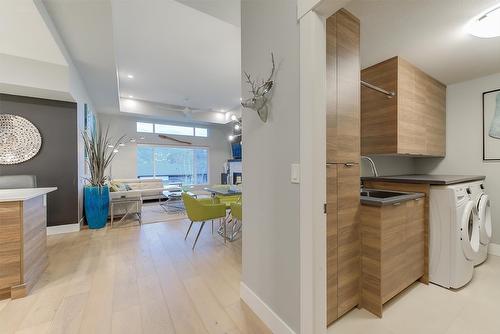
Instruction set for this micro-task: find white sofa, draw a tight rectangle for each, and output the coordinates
[110,178,165,201]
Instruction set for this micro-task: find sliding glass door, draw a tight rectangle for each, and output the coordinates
[137,145,208,185]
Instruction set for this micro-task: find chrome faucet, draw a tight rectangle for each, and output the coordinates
[361,156,379,177]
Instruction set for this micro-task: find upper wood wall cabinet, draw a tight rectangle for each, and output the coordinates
[361,57,446,157]
[326,9,361,164]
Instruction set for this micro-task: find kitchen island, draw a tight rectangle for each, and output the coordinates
[0,187,57,299]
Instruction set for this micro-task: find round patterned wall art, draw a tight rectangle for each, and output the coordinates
[0,114,42,165]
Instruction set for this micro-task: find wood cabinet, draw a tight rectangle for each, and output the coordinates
[0,196,48,300]
[362,180,431,283]
[326,9,360,164]
[360,198,425,317]
[326,8,361,326]
[361,56,446,157]
[327,163,360,324]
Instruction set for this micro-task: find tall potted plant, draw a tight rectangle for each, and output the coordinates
[82,126,124,229]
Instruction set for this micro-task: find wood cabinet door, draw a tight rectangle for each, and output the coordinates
[397,58,425,155]
[404,198,425,285]
[380,203,407,304]
[326,165,338,325]
[0,202,22,291]
[337,163,360,317]
[361,57,398,155]
[326,10,360,164]
[419,71,446,157]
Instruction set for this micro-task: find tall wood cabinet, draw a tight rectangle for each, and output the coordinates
[361,56,446,157]
[326,9,361,326]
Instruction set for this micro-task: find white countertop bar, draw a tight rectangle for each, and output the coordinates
[0,187,57,202]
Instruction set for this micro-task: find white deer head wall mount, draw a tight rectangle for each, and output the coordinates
[241,53,275,123]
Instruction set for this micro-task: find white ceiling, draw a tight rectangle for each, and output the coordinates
[42,0,120,114]
[0,0,66,66]
[345,0,500,84]
[38,0,241,123]
[176,0,241,27]
[112,0,241,112]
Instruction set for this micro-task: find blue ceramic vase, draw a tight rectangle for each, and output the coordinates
[84,185,110,229]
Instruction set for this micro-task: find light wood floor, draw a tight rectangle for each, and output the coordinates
[0,218,271,334]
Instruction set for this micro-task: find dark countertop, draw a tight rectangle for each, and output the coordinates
[360,189,425,207]
[361,174,485,185]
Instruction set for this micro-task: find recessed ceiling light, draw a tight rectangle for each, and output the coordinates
[231,115,238,121]
[128,95,134,98]
[127,74,134,79]
[118,143,125,147]
[228,135,234,141]
[234,124,241,130]
[467,4,500,38]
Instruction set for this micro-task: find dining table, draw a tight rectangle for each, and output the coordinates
[203,185,242,242]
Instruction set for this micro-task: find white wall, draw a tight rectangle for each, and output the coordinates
[98,113,232,184]
[35,0,103,224]
[361,156,416,177]
[0,53,72,101]
[415,72,500,243]
[241,0,300,332]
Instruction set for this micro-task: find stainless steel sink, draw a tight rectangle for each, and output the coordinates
[360,189,407,199]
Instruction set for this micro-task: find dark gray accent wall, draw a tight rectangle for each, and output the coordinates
[0,94,78,227]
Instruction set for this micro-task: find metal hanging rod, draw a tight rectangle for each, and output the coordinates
[361,80,396,98]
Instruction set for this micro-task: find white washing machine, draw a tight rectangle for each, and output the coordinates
[429,183,481,289]
[469,180,492,266]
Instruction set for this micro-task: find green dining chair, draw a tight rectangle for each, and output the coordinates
[215,194,241,209]
[230,201,242,223]
[182,193,226,250]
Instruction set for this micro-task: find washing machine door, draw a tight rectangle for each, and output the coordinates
[460,201,480,261]
[477,194,492,245]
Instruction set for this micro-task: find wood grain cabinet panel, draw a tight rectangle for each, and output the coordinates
[326,165,338,324]
[326,8,361,327]
[337,163,360,317]
[0,202,22,295]
[361,56,446,157]
[0,197,48,299]
[326,9,360,164]
[361,198,425,317]
[327,163,360,324]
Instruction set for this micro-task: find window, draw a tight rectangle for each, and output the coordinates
[195,127,208,137]
[135,121,208,137]
[155,124,194,136]
[137,122,154,133]
[137,145,209,185]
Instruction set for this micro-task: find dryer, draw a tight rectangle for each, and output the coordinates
[469,180,492,266]
[429,183,481,289]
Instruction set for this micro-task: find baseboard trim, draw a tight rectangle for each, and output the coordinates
[488,243,500,256]
[47,223,80,235]
[240,282,296,334]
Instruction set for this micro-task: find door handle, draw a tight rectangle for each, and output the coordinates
[344,163,355,167]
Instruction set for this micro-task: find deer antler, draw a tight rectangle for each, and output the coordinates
[255,52,275,96]
[244,71,257,95]
[266,52,275,83]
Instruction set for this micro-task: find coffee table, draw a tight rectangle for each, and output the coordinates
[110,196,142,228]
[160,190,185,213]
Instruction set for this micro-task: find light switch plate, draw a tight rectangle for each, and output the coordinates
[291,163,300,184]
